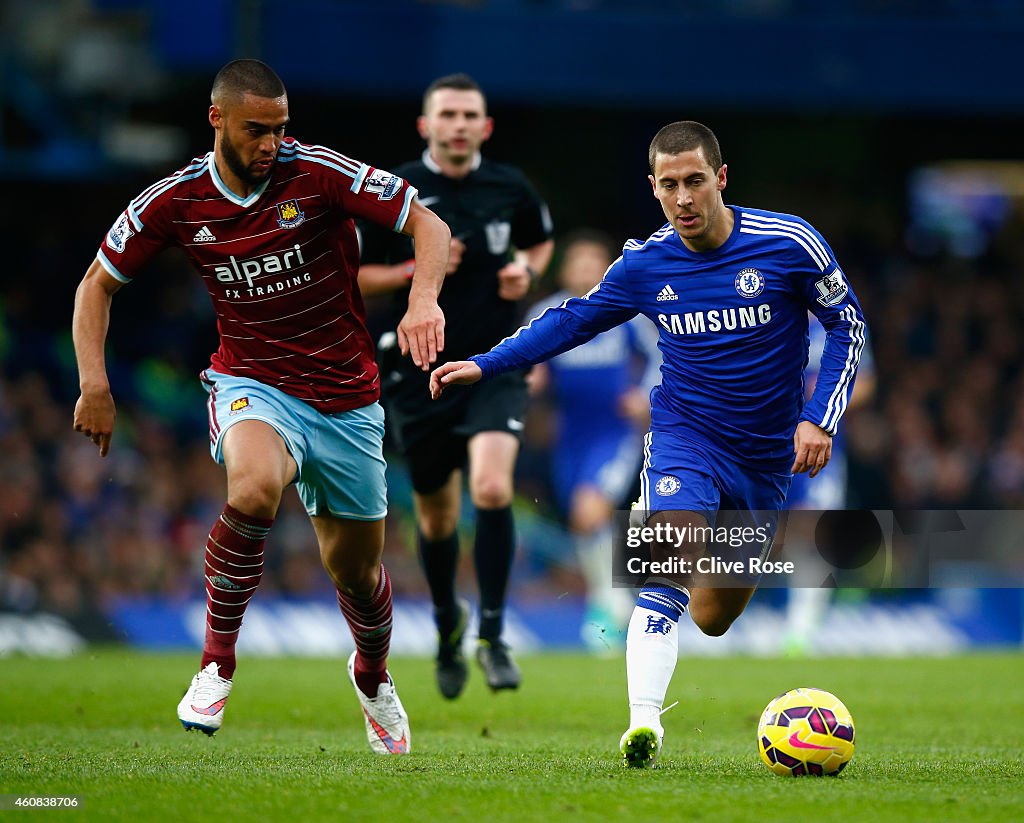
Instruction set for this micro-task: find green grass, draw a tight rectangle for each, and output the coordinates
[1,650,1021,822]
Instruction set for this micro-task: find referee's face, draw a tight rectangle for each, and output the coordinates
[419,89,494,166]
[649,149,730,252]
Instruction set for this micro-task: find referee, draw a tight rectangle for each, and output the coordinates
[359,73,554,699]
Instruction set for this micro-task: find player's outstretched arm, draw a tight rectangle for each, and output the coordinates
[429,361,482,399]
[72,258,123,457]
[397,201,450,370]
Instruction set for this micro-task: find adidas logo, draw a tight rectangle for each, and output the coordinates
[193,226,217,243]
[656,284,678,302]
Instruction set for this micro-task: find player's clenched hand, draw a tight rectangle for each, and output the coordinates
[74,389,116,457]
[397,299,445,371]
[429,361,482,399]
[618,386,652,429]
[497,262,531,301]
[446,237,465,275]
[791,420,832,478]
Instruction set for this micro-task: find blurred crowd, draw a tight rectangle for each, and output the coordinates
[2,182,1024,632]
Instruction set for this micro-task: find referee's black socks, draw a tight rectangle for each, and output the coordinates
[474,506,515,642]
[418,531,461,637]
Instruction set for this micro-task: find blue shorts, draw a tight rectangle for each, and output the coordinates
[202,370,387,520]
[636,430,791,530]
[552,429,642,511]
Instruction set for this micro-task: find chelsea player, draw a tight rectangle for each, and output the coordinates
[781,317,876,655]
[525,231,661,651]
[429,121,866,767]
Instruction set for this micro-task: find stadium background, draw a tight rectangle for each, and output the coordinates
[2,0,1024,657]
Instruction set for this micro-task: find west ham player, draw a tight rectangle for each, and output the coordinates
[524,230,661,651]
[71,60,449,754]
[358,74,553,698]
[430,121,866,766]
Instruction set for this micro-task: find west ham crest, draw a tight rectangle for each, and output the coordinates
[276,199,306,229]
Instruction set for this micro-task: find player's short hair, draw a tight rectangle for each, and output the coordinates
[211,59,286,106]
[648,121,722,173]
[422,73,486,113]
[560,227,617,260]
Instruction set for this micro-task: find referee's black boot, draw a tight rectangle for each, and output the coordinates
[476,638,521,691]
[435,599,470,700]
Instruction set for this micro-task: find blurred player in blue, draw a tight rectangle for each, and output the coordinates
[430,121,866,767]
[781,318,876,655]
[525,230,661,652]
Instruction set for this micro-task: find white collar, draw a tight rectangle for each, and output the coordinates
[208,153,270,207]
[422,149,482,175]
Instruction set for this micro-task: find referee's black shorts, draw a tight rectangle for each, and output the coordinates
[384,370,528,495]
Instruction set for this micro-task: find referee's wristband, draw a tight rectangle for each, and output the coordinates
[401,259,416,280]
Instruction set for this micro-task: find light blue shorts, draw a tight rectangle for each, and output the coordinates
[201,370,387,520]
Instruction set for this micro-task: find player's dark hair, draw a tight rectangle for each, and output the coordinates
[648,121,722,173]
[422,73,486,113]
[211,59,286,105]
[559,227,617,260]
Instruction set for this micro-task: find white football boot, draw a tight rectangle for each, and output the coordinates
[347,651,411,754]
[177,662,232,735]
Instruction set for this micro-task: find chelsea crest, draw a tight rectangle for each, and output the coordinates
[734,268,765,298]
[655,476,681,497]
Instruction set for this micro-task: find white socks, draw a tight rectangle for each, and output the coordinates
[576,529,635,628]
[626,582,690,730]
[576,530,613,607]
[785,587,832,641]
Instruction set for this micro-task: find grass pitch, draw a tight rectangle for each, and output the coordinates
[1,650,1021,822]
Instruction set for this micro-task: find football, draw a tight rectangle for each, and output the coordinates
[757,687,855,776]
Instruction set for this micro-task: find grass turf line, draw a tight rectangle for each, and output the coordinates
[1,651,1021,822]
